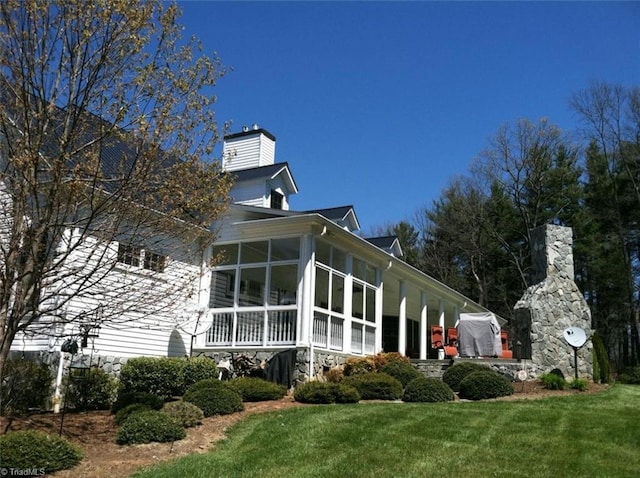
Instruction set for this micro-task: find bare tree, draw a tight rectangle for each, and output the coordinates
[0,1,233,379]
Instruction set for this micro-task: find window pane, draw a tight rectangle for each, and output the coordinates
[271,237,300,261]
[332,248,346,273]
[240,241,268,264]
[210,270,236,308]
[352,282,364,319]
[212,244,238,266]
[117,244,140,267]
[269,264,298,305]
[144,252,166,272]
[332,274,344,313]
[365,286,375,322]
[315,239,330,266]
[239,267,266,306]
[315,267,329,309]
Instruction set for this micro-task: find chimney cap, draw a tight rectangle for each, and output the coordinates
[223,127,276,142]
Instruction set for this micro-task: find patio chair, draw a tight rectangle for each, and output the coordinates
[430,325,444,349]
[500,330,513,359]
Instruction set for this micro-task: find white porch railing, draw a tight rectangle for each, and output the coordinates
[206,309,296,346]
[313,313,344,351]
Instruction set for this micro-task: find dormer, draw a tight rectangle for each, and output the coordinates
[365,236,404,258]
[223,126,298,210]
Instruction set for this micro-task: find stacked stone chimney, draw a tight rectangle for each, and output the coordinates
[513,224,593,379]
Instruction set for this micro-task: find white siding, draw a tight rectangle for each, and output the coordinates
[223,132,275,172]
[229,181,268,207]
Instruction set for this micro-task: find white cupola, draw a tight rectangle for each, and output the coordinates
[222,124,276,172]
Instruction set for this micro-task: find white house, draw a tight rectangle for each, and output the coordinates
[10,124,504,381]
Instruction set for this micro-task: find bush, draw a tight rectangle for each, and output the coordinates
[569,378,589,391]
[1,359,51,415]
[343,357,376,376]
[111,391,165,413]
[116,410,186,445]
[183,379,244,417]
[161,400,204,428]
[293,381,360,404]
[459,370,514,400]
[372,352,411,369]
[402,377,455,403]
[617,366,640,384]
[0,430,82,472]
[227,377,287,402]
[65,367,118,411]
[591,333,611,383]
[323,367,344,383]
[540,372,567,390]
[342,373,403,400]
[119,357,218,399]
[114,403,153,425]
[380,361,422,388]
[442,362,491,392]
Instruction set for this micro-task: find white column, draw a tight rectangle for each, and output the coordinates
[438,300,445,360]
[343,254,353,354]
[420,290,428,360]
[398,280,407,356]
[298,234,314,347]
[375,268,383,353]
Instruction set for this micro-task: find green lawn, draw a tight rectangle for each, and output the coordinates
[132,385,640,478]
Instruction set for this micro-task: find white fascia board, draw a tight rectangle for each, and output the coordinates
[271,166,299,194]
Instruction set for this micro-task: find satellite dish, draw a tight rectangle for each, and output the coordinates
[517,369,528,381]
[563,326,587,348]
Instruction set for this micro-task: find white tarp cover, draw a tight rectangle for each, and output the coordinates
[457,312,502,357]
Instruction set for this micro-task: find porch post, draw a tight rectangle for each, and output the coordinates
[398,280,407,356]
[375,268,383,353]
[419,290,428,360]
[298,233,314,347]
[438,299,445,360]
[343,254,353,354]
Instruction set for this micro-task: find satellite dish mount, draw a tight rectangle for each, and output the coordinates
[563,326,587,380]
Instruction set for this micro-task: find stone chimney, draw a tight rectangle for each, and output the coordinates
[530,224,575,285]
[513,224,592,379]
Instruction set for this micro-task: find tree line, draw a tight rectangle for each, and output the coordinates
[386,82,640,371]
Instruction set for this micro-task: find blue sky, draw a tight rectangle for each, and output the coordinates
[178,1,639,234]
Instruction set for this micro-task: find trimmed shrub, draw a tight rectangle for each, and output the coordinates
[380,361,422,388]
[0,430,82,472]
[293,381,360,404]
[1,359,51,415]
[116,410,186,445]
[227,377,287,402]
[343,356,376,377]
[183,379,244,417]
[119,357,218,399]
[459,370,514,400]
[442,362,491,392]
[372,352,411,370]
[111,391,165,414]
[342,373,403,400]
[114,403,153,425]
[402,377,455,403]
[323,367,344,383]
[64,367,118,411]
[182,357,219,390]
[161,400,204,428]
[569,378,589,391]
[540,372,567,390]
[591,333,611,383]
[618,366,640,384]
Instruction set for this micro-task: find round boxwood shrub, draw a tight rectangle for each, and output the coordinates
[114,403,153,425]
[116,410,186,445]
[380,361,422,388]
[0,430,82,472]
[459,370,514,400]
[342,373,403,400]
[161,400,204,428]
[227,377,287,402]
[442,362,491,392]
[293,381,360,404]
[402,377,455,403]
[183,379,244,417]
[1,359,51,415]
[65,367,118,411]
[182,357,219,390]
[111,391,165,413]
[343,356,376,377]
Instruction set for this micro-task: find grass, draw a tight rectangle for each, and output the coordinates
[132,385,640,478]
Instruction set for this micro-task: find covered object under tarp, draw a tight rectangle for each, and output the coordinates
[456,312,502,357]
